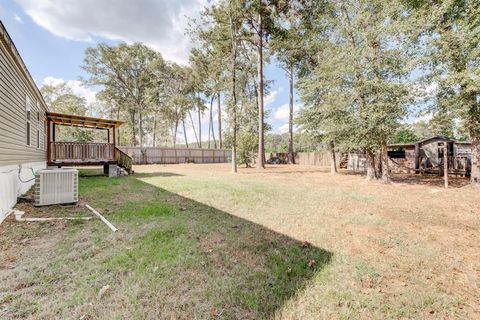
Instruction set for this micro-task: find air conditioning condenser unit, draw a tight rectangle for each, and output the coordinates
[34,168,78,206]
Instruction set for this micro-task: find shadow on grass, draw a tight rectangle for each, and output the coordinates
[0,173,332,319]
[77,167,184,178]
[390,173,469,188]
[133,171,184,178]
[78,167,105,177]
[113,174,332,318]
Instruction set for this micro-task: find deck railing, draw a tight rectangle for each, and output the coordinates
[115,147,133,173]
[49,142,115,163]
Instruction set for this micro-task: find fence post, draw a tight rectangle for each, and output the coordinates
[444,144,448,188]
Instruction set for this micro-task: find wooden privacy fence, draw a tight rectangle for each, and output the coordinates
[266,151,339,166]
[118,147,232,165]
[295,151,338,166]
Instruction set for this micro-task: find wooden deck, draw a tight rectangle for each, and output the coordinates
[45,112,132,173]
[48,142,133,173]
[48,142,115,165]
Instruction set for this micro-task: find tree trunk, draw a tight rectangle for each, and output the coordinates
[189,110,199,147]
[256,11,265,169]
[173,120,178,148]
[380,141,391,183]
[152,113,157,147]
[329,141,337,174]
[288,63,295,164]
[467,93,480,186]
[365,149,377,181]
[137,102,143,147]
[130,111,136,146]
[182,117,189,148]
[229,11,237,173]
[208,96,214,148]
[470,136,480,186]
[210,96,217,148]
[198,101,202,148]
[376,151,382,179]
[217,92,222,149]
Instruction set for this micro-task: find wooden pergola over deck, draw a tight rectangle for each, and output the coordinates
[47,112,124,130]
[46,112,131,171]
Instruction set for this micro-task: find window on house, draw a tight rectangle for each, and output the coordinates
[26,117,31,146]
[37,110,41,148]
[26,95,31,146]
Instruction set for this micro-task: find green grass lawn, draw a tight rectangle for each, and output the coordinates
[0,170,331,319]
[1,164,476,319]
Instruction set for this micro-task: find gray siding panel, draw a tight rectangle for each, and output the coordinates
[0,34,48,166]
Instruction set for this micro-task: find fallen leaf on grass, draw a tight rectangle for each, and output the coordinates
[98,285,111,300]
[211,307,218,317]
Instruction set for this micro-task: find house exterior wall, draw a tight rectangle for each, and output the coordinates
[0,162,46,223]
[0,22,48,222]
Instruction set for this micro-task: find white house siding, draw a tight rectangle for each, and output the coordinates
[0,22,49,223]
[0,161,46,223]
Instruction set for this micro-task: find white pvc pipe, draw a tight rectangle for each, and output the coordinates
[85,204,118,232]
[17,217,93,222]
[13,210,93,222]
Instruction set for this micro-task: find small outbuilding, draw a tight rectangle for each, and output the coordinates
[387,136,471,176]
[346,136,472,176]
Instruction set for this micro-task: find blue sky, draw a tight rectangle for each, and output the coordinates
[0,0,299,144]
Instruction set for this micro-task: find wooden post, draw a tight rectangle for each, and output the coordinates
[414,143,420,174]
[444,143,448,188]
[52,123,56,162]
[112,127,116,161]
[47,119,51,163]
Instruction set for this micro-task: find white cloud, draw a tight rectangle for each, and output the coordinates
[14,13,23,23]
[417,112,433,122]
[277,123,299,134]
[264,90,279,108]
[15,0,208,64]
[68,80,97,105]
[278,123,289,134]
[43,76,98,105]
[425,82,438,95]
[273,103,302,121]
[43,76,64,87]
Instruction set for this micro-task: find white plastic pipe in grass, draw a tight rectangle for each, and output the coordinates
[13,210,93,222]
[85,204,118,232]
